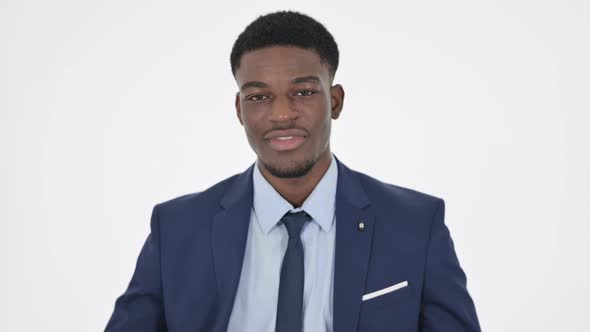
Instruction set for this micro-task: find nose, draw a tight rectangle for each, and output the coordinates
[269,95,298,123]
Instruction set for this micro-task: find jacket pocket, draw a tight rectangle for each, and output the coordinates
[361,280,410,309]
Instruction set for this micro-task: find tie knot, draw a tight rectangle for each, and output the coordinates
[281,211,310,239]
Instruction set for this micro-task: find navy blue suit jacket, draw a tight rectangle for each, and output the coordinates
[106,156,480,331]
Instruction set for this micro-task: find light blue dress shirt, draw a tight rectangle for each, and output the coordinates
[227,153,338,332]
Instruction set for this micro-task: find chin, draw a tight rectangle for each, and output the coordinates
[261,156,317,179]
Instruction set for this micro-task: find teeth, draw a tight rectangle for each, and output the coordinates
[276,136,293,140]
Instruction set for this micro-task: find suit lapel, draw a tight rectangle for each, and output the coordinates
[333,156,375,332]
[211,164,254,331]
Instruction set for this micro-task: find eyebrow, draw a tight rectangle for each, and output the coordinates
[240,75,322,91]
[292,75,321,84]
[240,81,268,91]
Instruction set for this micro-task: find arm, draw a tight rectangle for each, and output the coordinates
[105,205,167,332]
[419,199,481,331]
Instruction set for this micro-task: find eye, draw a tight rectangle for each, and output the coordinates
[295,90,316,97]
[247,94,268,101]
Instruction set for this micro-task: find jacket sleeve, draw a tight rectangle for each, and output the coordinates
[419,199,481,331]
[105,204,167,332]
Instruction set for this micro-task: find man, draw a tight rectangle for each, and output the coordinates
[106,10,481,332]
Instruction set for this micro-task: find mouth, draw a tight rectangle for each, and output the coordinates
[267,136,307,152]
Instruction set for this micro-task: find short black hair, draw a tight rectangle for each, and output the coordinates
[230,11,339,79]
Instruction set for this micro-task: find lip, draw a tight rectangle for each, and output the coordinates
[267,135,307,152]
[264,129,308,140]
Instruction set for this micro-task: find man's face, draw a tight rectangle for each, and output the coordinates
[234,46,343,178]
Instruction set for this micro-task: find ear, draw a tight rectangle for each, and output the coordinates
[330,84,345,119]
[235,92,243,125]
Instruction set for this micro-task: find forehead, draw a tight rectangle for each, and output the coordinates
[235,46,330,85]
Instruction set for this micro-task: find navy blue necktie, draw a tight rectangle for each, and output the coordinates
[275,210,310,332]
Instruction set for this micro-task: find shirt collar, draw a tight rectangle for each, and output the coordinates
[253,153,338,234]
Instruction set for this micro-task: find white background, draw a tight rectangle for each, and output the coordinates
[1,0,588,331]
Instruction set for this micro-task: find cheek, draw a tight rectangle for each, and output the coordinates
[242,120,258,142]
[240,106,265,141]
[321,116,332,141]
[317,106,333,143]
[311,102,332,132]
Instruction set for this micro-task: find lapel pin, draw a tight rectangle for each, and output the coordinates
[358,220,365,232]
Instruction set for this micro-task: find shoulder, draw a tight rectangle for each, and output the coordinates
[348,168,446,248]
[353,169,444,218]
[154,171,242,219]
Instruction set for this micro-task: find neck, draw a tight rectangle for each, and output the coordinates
[258,149,332,208]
